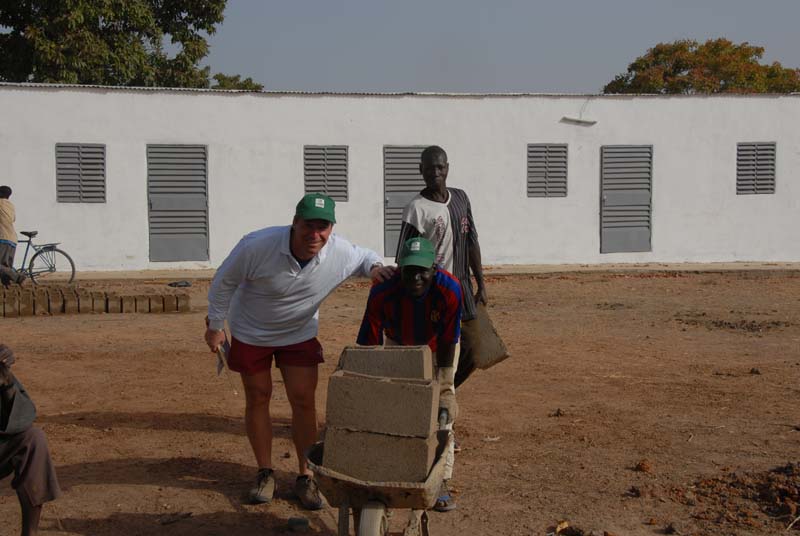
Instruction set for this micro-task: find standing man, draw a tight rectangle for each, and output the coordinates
[396,146,486,387]
[357,237,462,511]
[1,344,62,536]
[0,186,25,287]
[205,193,392,510]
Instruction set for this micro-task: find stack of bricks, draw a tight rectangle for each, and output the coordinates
[1,286,191,317]
[324,346,439,483]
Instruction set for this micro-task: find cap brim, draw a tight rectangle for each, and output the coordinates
[296,209,336,223]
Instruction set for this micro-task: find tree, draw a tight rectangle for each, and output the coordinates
[211,73,263,91]
[603,38,800,94]
[0,0,260,89]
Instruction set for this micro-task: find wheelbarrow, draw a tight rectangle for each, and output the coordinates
[306,428,451,536]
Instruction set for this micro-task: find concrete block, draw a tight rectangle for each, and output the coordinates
[326,371,439,438]
[107,294,121,314]
[4,292,19,318]
[163,295,178,313]
[149,295,164,313]
[77,290,92,314]
[19,290,34,316]
[63,290,79,314]
[49,289,64,315]
[324,427,437,482]
[91,292,107,313]
[134,295,149,313]
[34,288,49,315]
[177,294,191,313]
[338,346,434,380]
[121,295,135,314]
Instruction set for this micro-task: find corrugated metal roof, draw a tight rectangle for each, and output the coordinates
[0,81,798,98]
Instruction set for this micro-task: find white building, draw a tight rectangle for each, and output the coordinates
[1,83,798,271]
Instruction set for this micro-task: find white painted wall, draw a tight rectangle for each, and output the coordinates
[1,85,798,271]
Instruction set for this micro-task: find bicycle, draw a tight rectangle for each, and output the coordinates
[14,231,76,285]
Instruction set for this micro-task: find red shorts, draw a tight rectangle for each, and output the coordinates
[228,336,324,375]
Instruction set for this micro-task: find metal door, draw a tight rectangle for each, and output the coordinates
[600,145,653,253]
[147,145,209,261]
[383,146,426,256]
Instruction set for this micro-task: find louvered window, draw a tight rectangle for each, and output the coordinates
[56,143,106,203]
[736,142,776,195]
[527,144,567,197]
[304,145,348,201]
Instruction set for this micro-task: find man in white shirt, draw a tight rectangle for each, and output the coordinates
[205,193,392,510]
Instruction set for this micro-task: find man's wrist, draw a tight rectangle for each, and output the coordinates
[207,319,226,331]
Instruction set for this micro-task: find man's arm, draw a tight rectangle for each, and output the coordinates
[340,238,395,283]
[205,238,251,351]
[466,200,488,305]
[0,363,16,432]
[0,345,36,435]
[356,284,386,346]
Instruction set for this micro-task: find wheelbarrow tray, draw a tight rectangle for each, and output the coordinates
[307,430,450,510]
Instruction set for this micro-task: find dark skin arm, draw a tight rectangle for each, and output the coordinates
[436,342,457,369]
[469,239,488,305]
[0,362,16,432]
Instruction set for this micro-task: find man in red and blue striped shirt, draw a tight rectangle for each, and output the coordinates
[356,236,463,512]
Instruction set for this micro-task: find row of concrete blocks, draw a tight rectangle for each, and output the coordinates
[324,346,440,483]
[0,287,191,317]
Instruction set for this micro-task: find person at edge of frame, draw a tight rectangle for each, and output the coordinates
[0,186,26,287]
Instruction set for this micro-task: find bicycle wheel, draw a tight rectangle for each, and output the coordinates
[28,247,75,284]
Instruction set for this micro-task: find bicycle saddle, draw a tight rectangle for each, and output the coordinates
[21,231,38,238]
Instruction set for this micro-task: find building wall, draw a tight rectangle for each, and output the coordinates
[1,85,798,270]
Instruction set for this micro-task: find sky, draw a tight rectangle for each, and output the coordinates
[202,0,800,94]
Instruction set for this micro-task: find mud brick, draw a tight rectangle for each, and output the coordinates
[337,346,434,380]
[148,295,164,313]
[176,294,191,313]
[326,371,439,438]
[77,290,92,314]
[91,292,107,313]
[19,290,34,316]
[107,294,122,314]
[163,295,178,313]
[34,288,50,315]
[121,295,135,314]
[4,291,19,318]
[63,290,79,314]
[324,427,437,482]
[134,295,150,313]
[48,289,64,315]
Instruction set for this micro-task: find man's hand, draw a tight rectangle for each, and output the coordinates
[205,328,225,353]
[370,264,397,283]
[474,283,488,306]
[438,391,459,424]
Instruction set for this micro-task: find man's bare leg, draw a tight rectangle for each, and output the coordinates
[19,493,41,536]
[279,365,318,476]
[240,369,274,468]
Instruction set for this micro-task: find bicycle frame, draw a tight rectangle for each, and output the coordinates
[15,238,61,274]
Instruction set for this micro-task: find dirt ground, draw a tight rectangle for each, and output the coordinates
[1,270,799,536]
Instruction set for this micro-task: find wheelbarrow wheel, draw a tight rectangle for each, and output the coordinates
[358,501,388,536]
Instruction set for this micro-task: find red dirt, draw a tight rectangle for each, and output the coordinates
[1,270,799,535]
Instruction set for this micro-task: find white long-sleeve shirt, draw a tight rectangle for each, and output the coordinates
[207,225,382,346]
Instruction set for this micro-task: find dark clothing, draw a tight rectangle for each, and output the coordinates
[397,188,479,321]
[357,269,462,350]
[0,242,20,286]
[0,377,61,506]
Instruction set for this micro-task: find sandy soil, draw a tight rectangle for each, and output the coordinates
[1,270,799,536]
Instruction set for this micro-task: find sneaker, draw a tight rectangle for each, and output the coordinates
[294,475,323,510]
[249,468,276,504]
[433,481,457,512]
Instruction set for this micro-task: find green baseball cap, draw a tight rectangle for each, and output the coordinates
[295,193,336,223]
[398,237,436,268]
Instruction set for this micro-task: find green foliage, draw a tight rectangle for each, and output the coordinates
[0,0,238,88]
[211,73,263,91]
[603,38,800,94]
